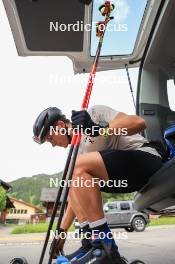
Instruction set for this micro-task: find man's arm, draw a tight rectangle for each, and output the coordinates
[109,112,146,136]
[53,203,75,256]
[60,202,76,231]
[71,107,146,137]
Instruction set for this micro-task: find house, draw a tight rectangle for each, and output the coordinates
[40,188,65,217]
[0,180,14,224]
[6,197,43,224]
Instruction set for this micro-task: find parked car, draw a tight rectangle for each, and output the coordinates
[104,200,149,232]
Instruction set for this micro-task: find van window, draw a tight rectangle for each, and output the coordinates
[167,80,175,111]
[91,0,148,56]
[120,202,130,210]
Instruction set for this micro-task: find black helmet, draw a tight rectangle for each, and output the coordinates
[33,107,66,144]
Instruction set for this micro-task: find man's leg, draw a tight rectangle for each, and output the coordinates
[68,192,87,224]
[69,151,109,222]
[66,150,162,263]
[68,152,125,264]
[58,189,94,260]
[68,190,92,240]
[59,199,92,260]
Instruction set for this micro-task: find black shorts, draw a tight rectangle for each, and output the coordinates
[99,149,163,193]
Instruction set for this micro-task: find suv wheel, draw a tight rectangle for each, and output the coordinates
[124,227,134,232]
[131,217,146,232]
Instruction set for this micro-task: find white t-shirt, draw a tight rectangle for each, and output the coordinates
[78,105,161,158]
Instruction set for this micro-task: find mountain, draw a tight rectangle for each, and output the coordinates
[8,172,134,207]
[8,172,63,207]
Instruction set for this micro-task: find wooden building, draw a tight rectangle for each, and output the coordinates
[6,197,43,224]
[40,188,65,217]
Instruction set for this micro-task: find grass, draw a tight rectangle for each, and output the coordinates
[11,223,75,234]
[11,217,175,234]
[149,217,175,226]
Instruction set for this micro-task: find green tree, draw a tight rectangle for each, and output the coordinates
[0,187,7,211]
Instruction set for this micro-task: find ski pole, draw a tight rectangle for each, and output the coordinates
[38,2,115,263]
[48,2,115,263]
[38,145,74,264]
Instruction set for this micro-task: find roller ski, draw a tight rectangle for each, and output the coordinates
[55,239,128,264]
[50,235,92,261]
[56,252,146,264]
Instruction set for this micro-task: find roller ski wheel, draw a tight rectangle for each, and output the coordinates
[129,260,146,264]
[10,257,29,264]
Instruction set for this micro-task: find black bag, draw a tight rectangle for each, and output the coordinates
[142,140,169,162]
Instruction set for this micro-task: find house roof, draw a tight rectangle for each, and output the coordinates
[10,197,43,212]
[0,179,12,191]
[40,188,64,203]
[6,196,15,209]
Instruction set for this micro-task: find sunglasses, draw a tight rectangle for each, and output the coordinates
[33,126,46,144]
[32,135,44,144]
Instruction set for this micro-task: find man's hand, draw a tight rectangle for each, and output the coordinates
[50,228,67,258]
[71,110,99,137]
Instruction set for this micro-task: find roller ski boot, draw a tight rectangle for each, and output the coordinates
[66,238,92,260]
[56,239,128,264]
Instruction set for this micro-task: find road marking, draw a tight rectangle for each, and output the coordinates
[0,242,40,246]
[0,241,51,246]
[0,236,47,241]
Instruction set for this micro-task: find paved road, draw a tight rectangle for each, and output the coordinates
[0,226,175,264]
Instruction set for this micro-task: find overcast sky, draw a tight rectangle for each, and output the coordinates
[0,1,140,182]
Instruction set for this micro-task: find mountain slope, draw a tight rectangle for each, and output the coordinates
[8,173,134,207]
[8,172,63,206]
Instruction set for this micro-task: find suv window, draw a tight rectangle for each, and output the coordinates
[106,203,120,212]
[108,203,118,210]
[120,202,130,210]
